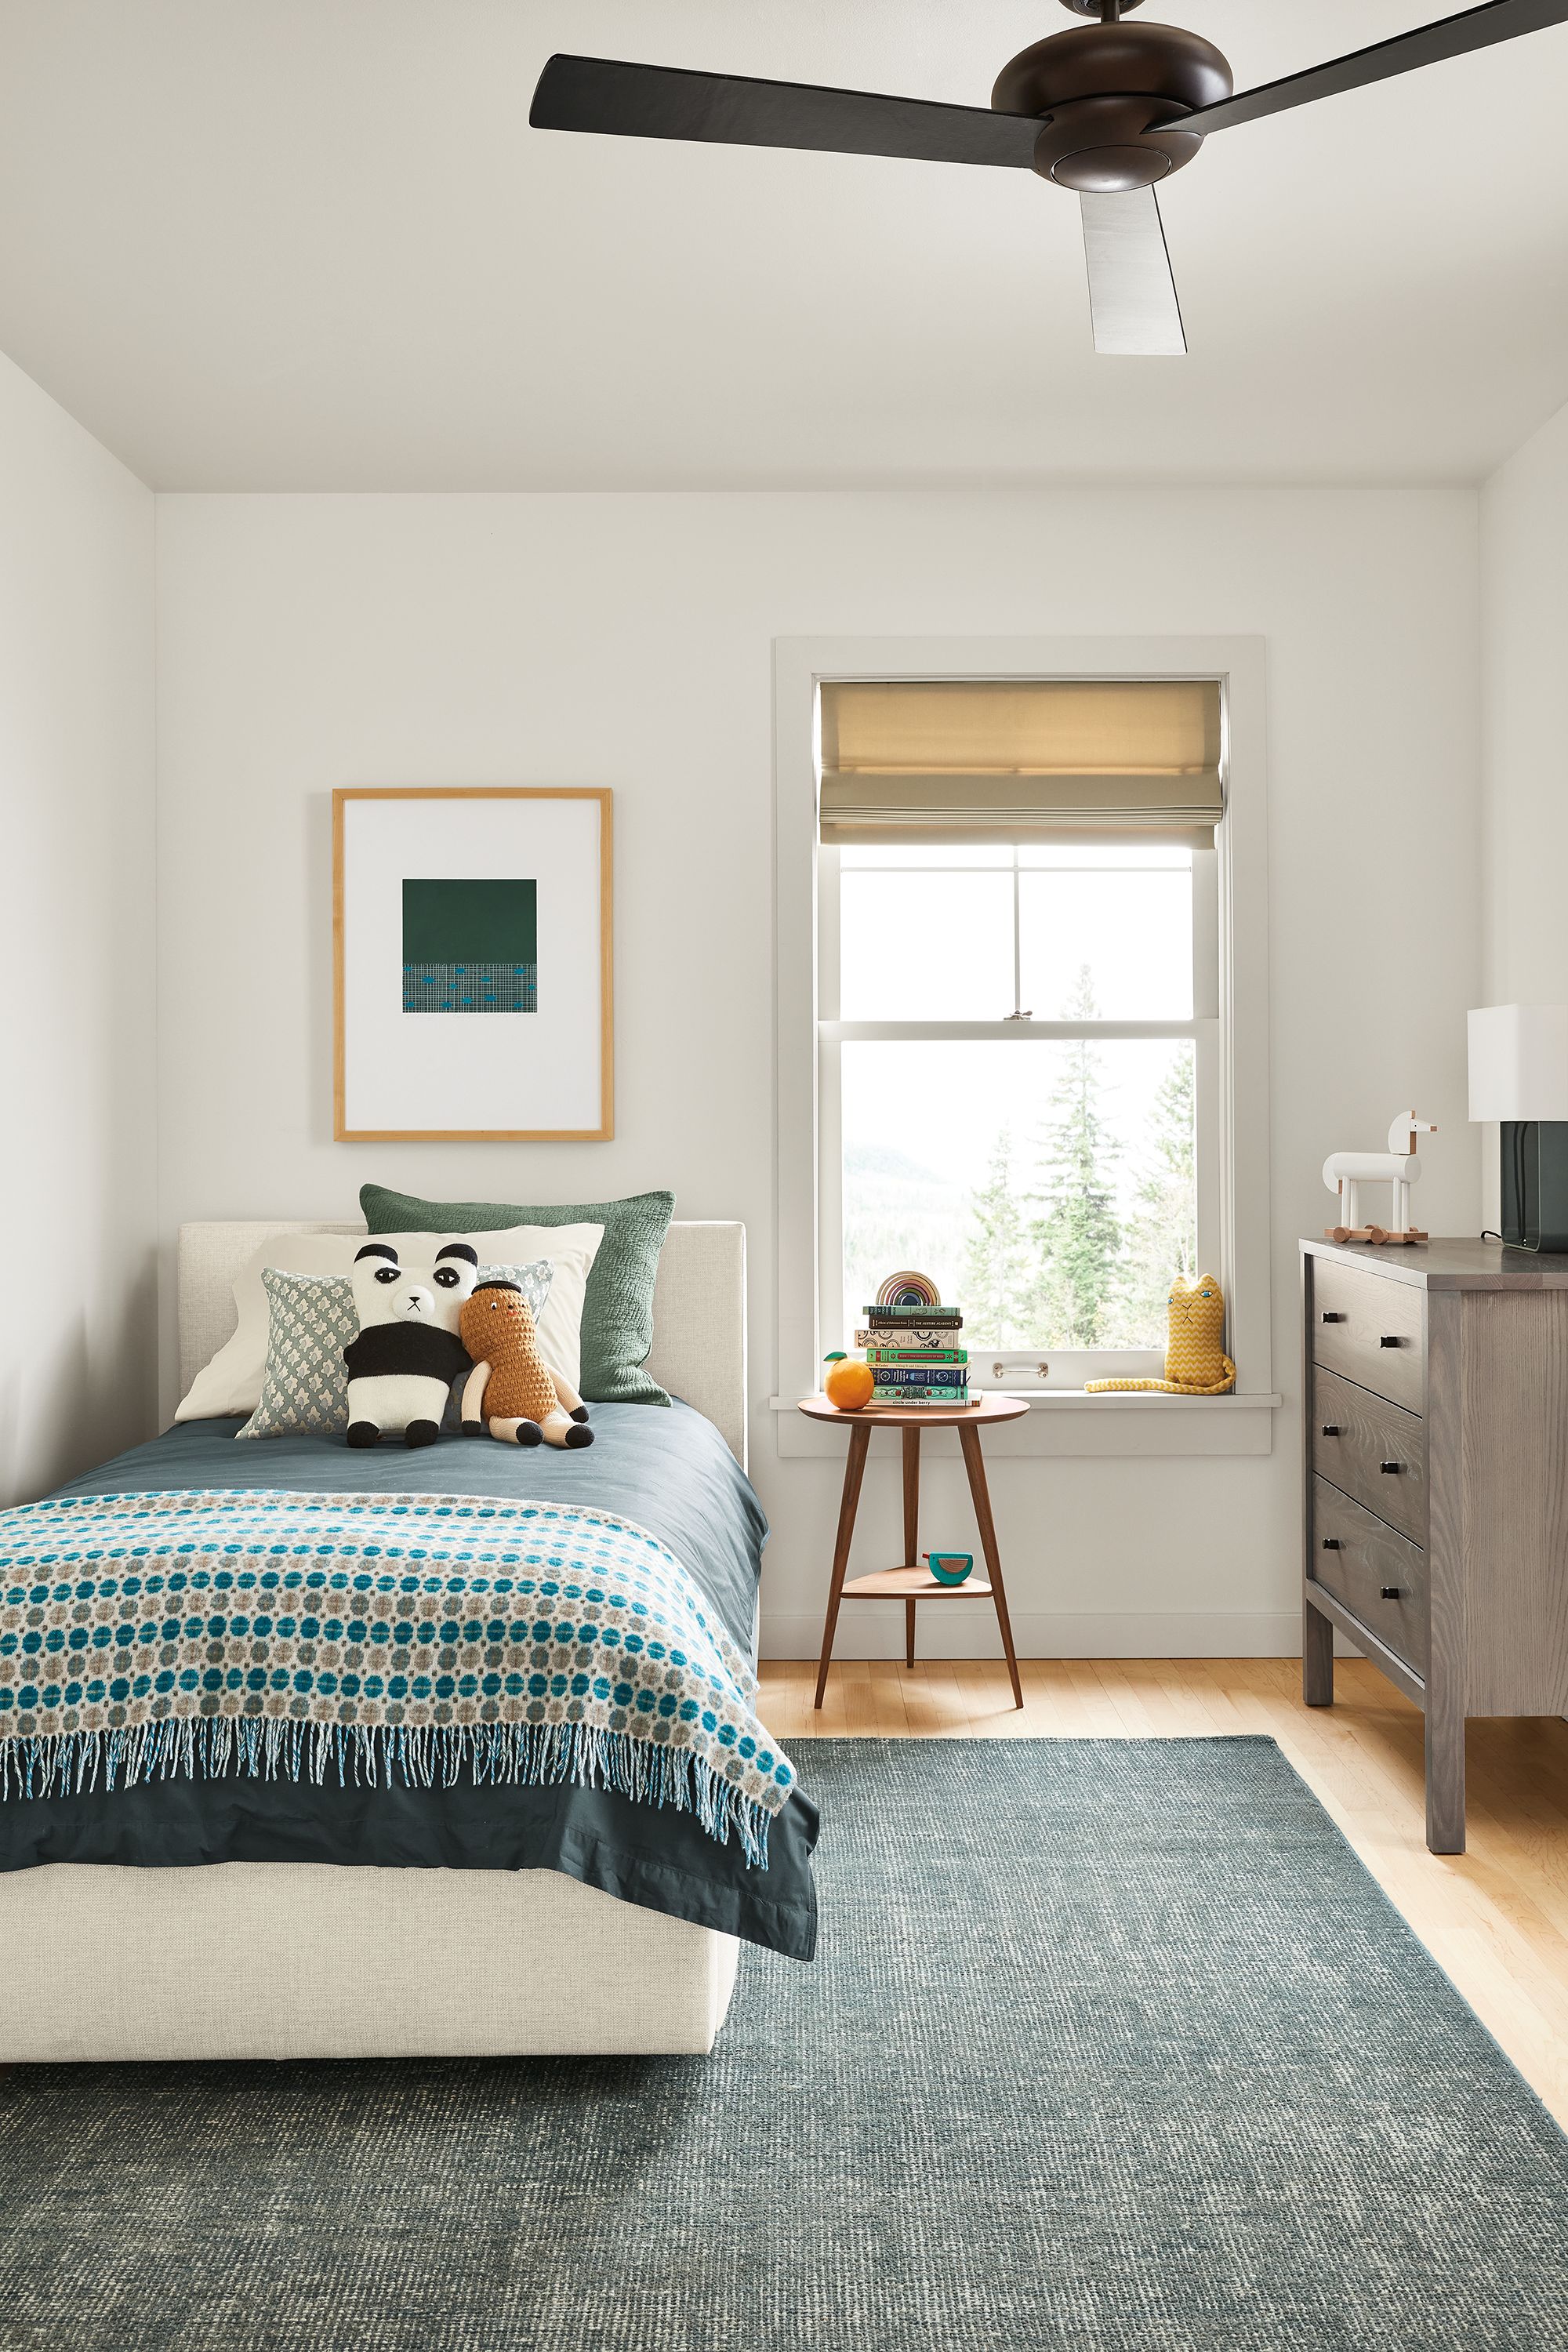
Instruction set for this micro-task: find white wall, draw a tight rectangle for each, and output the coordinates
[0,351,156,1505]
[154,488,1482,1656]
[1477,397,1568,1229]
[1481,397,1568,1003]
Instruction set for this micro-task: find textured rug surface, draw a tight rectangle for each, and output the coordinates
[3,1736,1567,2352]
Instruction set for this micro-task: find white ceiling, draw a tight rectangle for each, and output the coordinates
[0,0,1565,489]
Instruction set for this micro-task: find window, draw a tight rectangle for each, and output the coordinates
[773,634,1273,1450]
[814,675,1224,1390]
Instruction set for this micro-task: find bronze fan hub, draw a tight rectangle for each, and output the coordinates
[993,16,1233,193]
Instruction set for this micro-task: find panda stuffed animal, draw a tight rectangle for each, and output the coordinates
[343,1240,479,1447]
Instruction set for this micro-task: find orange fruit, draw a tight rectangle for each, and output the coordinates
[825,1357,875,1411]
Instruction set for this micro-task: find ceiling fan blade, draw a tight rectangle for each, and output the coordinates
[529,54,1042,169]
[1080,189,1185,358]
[1176,0,1568,139]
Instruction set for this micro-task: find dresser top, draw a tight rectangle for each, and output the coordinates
[1301,1236,1568,1290]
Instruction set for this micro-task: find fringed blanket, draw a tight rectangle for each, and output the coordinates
[0,1488,795,1865]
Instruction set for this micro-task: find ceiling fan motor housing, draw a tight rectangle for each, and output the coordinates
[992,22,1232,192]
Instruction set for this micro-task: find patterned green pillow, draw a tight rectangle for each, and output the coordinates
[237,1271,356,1439]
[361,1185,674,1405]
[238,1261,554,1439]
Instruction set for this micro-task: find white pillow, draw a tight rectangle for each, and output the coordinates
[175,1224,605,1422]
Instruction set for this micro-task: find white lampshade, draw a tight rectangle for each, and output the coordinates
[1468,1005,1568,1122]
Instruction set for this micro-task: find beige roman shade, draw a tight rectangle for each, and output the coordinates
[818,678,1224,843]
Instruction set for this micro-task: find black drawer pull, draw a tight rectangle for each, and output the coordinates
[1380,1461,1402,1475]
[1380,1584,1403,1601]
[1320,1424,1340,1438]
[1320,1312,1346,1324]
[1379,1334,1403,1348]
[1321,1537,1342,1551]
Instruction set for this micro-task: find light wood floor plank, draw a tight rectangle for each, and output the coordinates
[898,1666,946,1740]
[1027,1661,1088,1737]
[951,1661,1024,1735]
[758,1656,1568,2129]
[1063,1658,1128,1737]
[914,1660,970,1737]
[866,1660,912,1739]
[1087,1661,1161,1737]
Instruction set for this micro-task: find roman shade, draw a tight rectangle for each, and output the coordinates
[818,678,1225,843]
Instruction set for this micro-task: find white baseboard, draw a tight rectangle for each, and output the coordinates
[760,1608,1318,1661]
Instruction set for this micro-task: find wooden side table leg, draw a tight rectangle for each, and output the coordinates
[902,1425,920,1670]
[959,1421,1023,1710]
[815,1420,872,1711]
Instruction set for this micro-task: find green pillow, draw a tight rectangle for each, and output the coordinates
[359,1184,674,1406]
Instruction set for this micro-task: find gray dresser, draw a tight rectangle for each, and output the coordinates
[1301,1236,1568,1852]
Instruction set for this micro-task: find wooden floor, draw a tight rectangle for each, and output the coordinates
[759,1657,1568,2129]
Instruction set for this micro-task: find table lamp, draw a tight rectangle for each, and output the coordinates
[1468,1004,1568,1253]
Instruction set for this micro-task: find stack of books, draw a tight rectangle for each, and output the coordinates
[854,1300,969,1406]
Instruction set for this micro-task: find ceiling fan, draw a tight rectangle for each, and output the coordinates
[531,0,1568,357]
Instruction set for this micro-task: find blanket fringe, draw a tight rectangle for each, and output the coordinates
[1,1715,772,1867]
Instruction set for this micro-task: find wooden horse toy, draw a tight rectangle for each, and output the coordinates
[1323,1112,1436,1245]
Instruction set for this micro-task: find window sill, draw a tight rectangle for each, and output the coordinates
[771,1391,1282,1459]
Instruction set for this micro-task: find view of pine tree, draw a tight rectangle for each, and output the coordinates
[963,1130,1033,1345]
[946,980,1196,1359]
[1026,967,1123,1348]
[1105,1046,1196,1348]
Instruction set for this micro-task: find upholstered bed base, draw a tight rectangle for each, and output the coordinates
[2,1864,739,2060]
[2,1219,750,2062]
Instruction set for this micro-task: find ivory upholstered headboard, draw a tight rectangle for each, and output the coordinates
[176,1221,749,1467]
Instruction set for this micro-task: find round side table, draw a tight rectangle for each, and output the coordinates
[798,1392,1029,1711]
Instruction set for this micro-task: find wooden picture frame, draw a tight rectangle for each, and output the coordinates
[332,787,613,1142]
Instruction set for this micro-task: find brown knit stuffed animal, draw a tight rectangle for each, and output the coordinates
[459,1282,593,1449]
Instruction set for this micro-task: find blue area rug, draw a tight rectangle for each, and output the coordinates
[3,1737,1566,2350]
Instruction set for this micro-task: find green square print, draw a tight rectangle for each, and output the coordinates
[402,877,537,1014]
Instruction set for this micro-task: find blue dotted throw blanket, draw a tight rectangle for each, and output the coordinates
[0,1488,795,1865]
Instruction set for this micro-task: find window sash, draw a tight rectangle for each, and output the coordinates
[816,840,1223,1378]
[835,841,1207,1025]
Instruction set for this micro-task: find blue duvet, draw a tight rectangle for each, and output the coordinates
[0,1404,818,1960]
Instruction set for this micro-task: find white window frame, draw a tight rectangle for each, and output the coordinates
[772,635,1278,1460]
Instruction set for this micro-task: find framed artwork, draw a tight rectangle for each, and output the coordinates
[332,787,613,1142]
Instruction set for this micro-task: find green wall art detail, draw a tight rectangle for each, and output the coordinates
[401,877,538,1013]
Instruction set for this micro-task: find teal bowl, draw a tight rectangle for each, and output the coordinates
[926,1552,974,1587]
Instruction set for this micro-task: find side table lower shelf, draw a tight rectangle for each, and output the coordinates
[842,1566,995,1601]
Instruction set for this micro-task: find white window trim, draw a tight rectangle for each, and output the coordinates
[772,633,1279,1460]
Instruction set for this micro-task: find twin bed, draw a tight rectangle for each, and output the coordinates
[0,1220,815,2062]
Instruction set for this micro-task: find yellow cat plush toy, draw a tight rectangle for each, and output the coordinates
[1085,1273,1236,1395]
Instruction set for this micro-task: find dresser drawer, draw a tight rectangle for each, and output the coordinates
[1310,1478,1428,1675]
[1312,1367,1428,1544]
[1311,1257,1425,1414]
